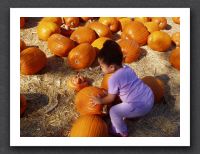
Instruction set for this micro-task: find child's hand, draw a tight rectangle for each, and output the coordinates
[90,95,102,106]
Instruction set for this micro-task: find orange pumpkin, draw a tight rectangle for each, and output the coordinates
[63,17,80,28]
[67,74,89,92]
[20,47,47,75]
[70,115,108,137]
[67,43,96,69]
[171,32,180,47]
[70,27,97,44]
[101,73,113,90]
[87,21,112,38]
[151,17,167,30]
[169,47,180,70]
[172,17,180,24]
[20,39,26,52]
[75,86,107,115]
[147,31,171,52]
[81,17,93,22]
[144,22,160,33]
[91,37,111,51]
[118,17,132,31]
[20,17,25,28]
[48,33,76,57]
[20,94,27,116]
[142,76,165,103]
[37,21,61,41]
[121,21,150,46]
[99,17,120,33]
[134,17,151,23]
[41,17,62,26]
[117,39,140,63]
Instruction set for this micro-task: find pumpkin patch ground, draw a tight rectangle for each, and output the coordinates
[20,17,180,137]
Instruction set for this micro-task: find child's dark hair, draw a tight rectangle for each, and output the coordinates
[97,40,123,66]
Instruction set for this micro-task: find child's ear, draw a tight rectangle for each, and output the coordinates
[110,65,115,71]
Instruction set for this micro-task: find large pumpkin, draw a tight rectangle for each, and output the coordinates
[99,17,120,33]
[142,76,165,103]
[151,17,167,30]
[121,21,150,46]
[63,17,80,28]
[87,21,112,38]
[171,32,180,47]
[101,73,113,90]
[147,31,171,52]
[134,17,151,24]
[37,21,61,41]
[70,27,97,44]
[75,86,106,115]
[20,47,47,75]
[67,43,96,69]
[169,47,180,70]
[118,17,132,31]
[47,33,76,57]
[20,39,26,52]
[144,22,160,33]
[70,115,108,137]
[172,17,180,24]
[91,37,111,51]
[117,39,140,63]
[20,94,27,116]
[41,17,62,26]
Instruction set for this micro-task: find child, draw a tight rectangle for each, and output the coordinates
[90,40,154,137]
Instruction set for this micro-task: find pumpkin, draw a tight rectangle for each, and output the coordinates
[20,39,26,52]
[134,17,151,23]
[67,74,89,92]
[118,17,132,31]
[172,17,180,24]
[169,47,180,70]
[99,17,120,33]
[117,39,140,63]
[91,37,111,52]
[70,115,108,137]
[47,33,76,57]
[70,27,97,44]
[20,47,47,75]
[87,21,112,38]
[20,17,25,28]
[144,22,160,33]
[81,17,93,22]
[37,21,61,41]
[101,73,113,90]
[75,86,107,115]
[147,31,171,52]
[63,17,79,28]
[151,17,167,30]
[20,94,27,116]
[41,17,62,26]
[171,32,180,47]
[121,21,150,46]
[142,76,165,103]
[67,43,96,69]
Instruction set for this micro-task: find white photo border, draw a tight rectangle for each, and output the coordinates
[10,8,190,146]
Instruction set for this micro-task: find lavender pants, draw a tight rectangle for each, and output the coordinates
[109,95,154,134]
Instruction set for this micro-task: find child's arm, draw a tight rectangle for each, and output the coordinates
[91,93,116,105]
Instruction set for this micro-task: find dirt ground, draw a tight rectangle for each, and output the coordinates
[20,17,180,137]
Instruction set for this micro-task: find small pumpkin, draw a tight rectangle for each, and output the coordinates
[48,33,76,57]
[63,17,80,28]
[121,21,150,46]
[151,17,167,30]
[20,39,26,52]
[20,94,27,116]
[118,17,132,31]
[20,17,25,28]
[41,17,62,26]
[87,21,112,38]
[169,47,180,70]
[37,21,61,41]
[70,115,108,137]
[67,74,89,92]
[171,32,180,47]
[117,39,140,63]
[70,27,97,44]
[20,47,47,75]
[67,43,96,69]
[134,17,151,24]
[91,37,111,52]
[144,22,160,33]
[172,17,180,24]
[75,86,107,115]
[101,73,113,90]
[99,17,120,33]
[142,76,165,103]
[147,31,171,52]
